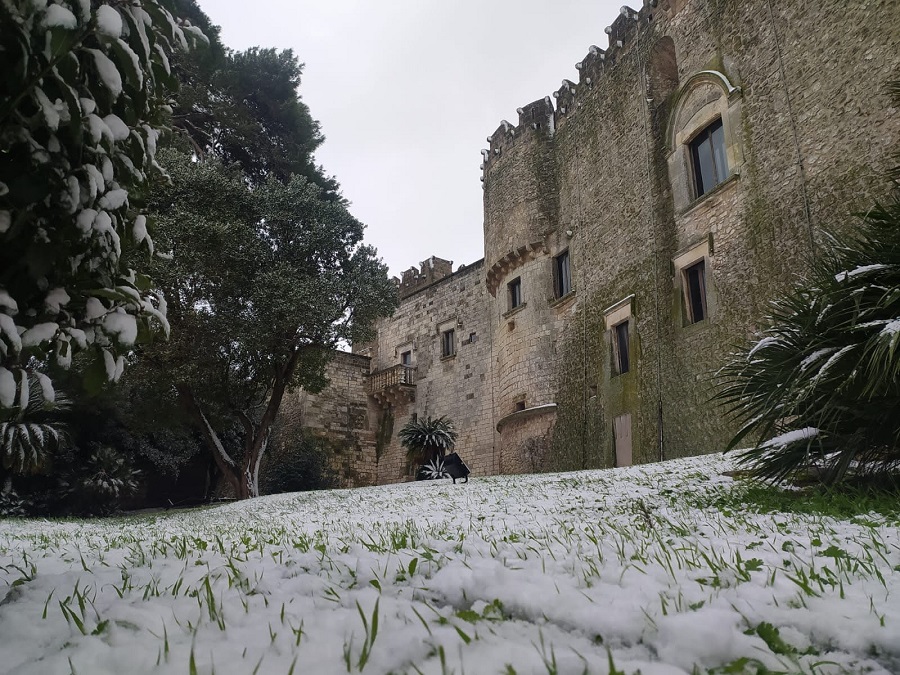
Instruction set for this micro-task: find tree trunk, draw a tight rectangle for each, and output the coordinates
[238,348,305,498]
[177,384,242,498]
[176,348,306,500]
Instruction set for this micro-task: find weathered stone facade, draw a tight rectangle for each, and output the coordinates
[306,0,900,485]
[358,258,498,482]
[278,352,377,487]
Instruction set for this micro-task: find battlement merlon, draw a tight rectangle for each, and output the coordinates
[480,4,645,174]
[481,97,556,179]
[397,256,455,298]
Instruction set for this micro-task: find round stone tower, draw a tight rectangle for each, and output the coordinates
[481,97,567,473]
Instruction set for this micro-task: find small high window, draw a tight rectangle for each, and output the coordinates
[508,277,522,310]
[441,328,456,358]
[683,260,707,324]
[400,350,412,366]
[554,250,572,298]
[613,320,630,375]
[690,118,728,197]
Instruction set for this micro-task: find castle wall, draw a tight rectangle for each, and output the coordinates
[359,261,497,483]
[277,351,378,488]
[480,0,900,472]
[312,0,899,488]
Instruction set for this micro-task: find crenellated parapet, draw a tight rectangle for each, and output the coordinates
[396,256,454,298]
[480,96,556,181]
[480,5,647,185]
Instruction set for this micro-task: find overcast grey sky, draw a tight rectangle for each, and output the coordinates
[204,1,624,277]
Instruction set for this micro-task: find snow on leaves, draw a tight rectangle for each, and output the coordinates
[0,1,205,411]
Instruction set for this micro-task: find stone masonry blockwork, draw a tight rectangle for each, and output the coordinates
[294,0,899,486]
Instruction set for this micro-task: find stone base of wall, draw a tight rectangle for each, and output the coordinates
[498,407,557,475]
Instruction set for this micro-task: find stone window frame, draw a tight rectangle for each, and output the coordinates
[603,295,634,378]
[513,394,527,413]
[666,70,743,213]
[507,276,523,312]
[673,238,716,328]
[396,342,415,366]
[688,117,728,198]
[552,249,573,300]
[437,318,458,359]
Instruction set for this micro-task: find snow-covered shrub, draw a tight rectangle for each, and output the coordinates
[0,1,206,419]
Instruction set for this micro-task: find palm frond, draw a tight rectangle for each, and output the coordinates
[716,193,900,485]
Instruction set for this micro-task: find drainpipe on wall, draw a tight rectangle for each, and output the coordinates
[638,25,665,463]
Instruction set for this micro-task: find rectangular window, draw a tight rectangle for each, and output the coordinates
[508,277,522,310]
[613,320,630,375]
[690,118,728,197]
[441,328,455,358]
[554,250,571,298]
[683,260,707,324]
[400,350,412,366]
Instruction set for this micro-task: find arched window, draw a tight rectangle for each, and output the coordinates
[666,70,743,211]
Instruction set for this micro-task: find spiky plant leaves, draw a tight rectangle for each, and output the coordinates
[419,458,449,481]
[0,373,67,474]
[718,196,900,485]
[398,416,458,465]
[718,79,900,486]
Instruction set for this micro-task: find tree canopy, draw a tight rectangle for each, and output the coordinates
[0,0,204,471]
[142,149,397,498]
[167,1,338,194]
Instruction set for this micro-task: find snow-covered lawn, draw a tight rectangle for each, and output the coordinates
[1,455,898,675]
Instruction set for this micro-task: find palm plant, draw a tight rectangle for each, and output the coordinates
[1,373,67,475]
[398,415,457,467]
[718,80,900,486]
[718,194,900,485]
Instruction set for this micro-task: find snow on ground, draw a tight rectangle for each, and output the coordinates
[0,454,898,675]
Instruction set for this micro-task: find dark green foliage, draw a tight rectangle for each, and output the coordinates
[5,441,143,517]
[168,2,337,194]
[259,433,338,495]
[138,148,397,497]
[147,148,397,402]
[398,416,458,465]
[0,0,204,411]
[0,489,27,517]
[58,444,140,516]
[697,479,900,520]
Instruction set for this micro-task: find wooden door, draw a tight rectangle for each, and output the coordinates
[614,413,632,467]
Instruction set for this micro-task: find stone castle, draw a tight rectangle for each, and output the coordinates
[282,0,900,487]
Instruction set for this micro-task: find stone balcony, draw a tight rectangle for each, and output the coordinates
[367,364,417,407]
